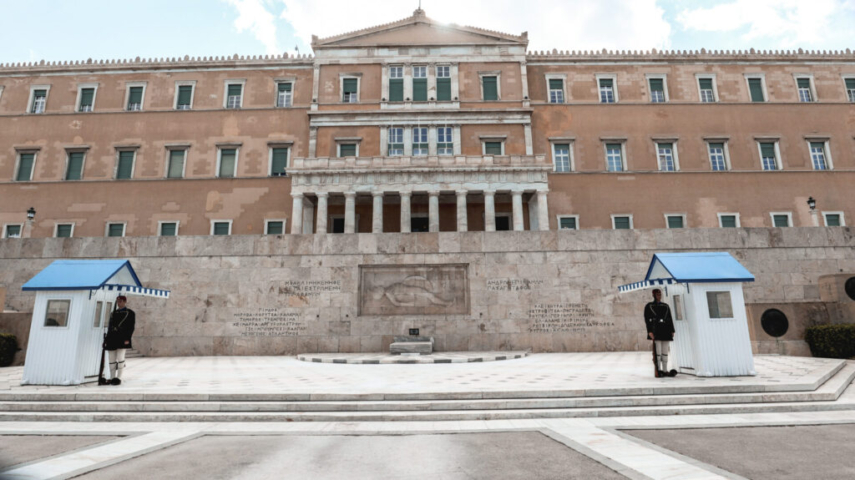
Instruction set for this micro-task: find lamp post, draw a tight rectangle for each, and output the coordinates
[807,197,819,227]
[25,207,36,238]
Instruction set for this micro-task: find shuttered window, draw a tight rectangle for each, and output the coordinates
[226,84,242,109]
[339,144,357,157]
[613,216,631,229]
[266,221,284,235]
[482,76,498,101]
[4,225,22,238]
[548,79,564,103]
[116,151,135,179]
[824,214,841,227]
[797,77,813,102]
[559,217,577,230]
[437,66,451,101]
[657,143,675,171]
[413,66,427,102]
[773,215,790,227]
[389,67,404,102]
[213,222,230,236]
[846,78,855,102]
[16,153,35,181]
[271,148,288,176]
[31,89,47,113]
[127,86,144,110]
[709,143,727,171]
[759,142,778,170]
[484,142,503,155]
[437,127,453,155]
[219,149,237,178]
[167,150,185,178]
[160,222,178,236]
[699,78,715,102]
[107,224,125,237]
[599,78,615,103]
[649,78,665,102]
[176,85,193,109]
[720,215,738,228]
[277,82,292,107]
[748,78,765,102]
[65,152,85,180]
[79,88,95,112]
[342,78,358,103]
[667,216,684,229]
[56,224,73,238]
[388,128,404,156]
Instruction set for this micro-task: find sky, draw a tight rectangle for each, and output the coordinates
[2,0,855,64]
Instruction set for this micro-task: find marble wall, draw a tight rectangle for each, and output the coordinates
[0,227,852,357]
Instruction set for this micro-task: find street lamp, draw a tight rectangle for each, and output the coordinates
[25,207,36,238]
[27,207,36,221]
[807,197,819,227]
[807,197,816,211]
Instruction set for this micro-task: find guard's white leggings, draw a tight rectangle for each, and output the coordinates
[655,340,670,372]
[108,349,127,379]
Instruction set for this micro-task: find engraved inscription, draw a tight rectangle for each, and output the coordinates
[233,308,308,337]
[527,303,614,333]
[487,278,545,291]
[359,264,470,316]
[279,280,342,297]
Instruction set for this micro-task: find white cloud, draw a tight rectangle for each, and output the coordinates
[280,0,671,52]
[226,0,281,54]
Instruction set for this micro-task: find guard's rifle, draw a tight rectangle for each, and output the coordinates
[97,300,118,386]
[652,335,660,378]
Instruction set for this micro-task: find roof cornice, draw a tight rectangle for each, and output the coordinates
[527,47,855,63]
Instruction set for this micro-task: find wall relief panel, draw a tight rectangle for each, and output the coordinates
[358,264,470,316]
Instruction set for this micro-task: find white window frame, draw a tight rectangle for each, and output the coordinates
[412,127,429,156]
[664,213,687,229]
[114,149,137,180]
[210,220,233,236]
[645,74,669,103]
[757,140,783,171]
[793,74,817,103]
[27,85,51,114]
[550,141,574,173]
[695,74,720,103]
[744,73,768,103]
[806,139,833,171]
[481,139,506,156]
[844,74,855,103]
[340,75,360,104]
[545,74,567,104]
[717,213,741,228]
[603,141,627,172]
[706,140,732,171]
[436,65,450,78]
[173,80,197,110]
[75,83,99,113]
[165,147,188,179]
[770,212,793,228]
[223,79,246,109]
[268,145,291,176]
[264,219,288,235]
[275,79,294,108]
[595,74,619,103]
[655,140,680,172]
[105,222,127,238]
[13,150,38,182]
[216,147,240,178]
[64,149,87,181]
[436,126,454,156]
[124,81,147,111]
[157,220,180,237]
[413,65,427,78]
[0,85,4,103]
[2,223,24,239]
[336,142,360,158]
[54,223,75,238]
[478,72,502,101]
[611,214,634,230]
[822,211,846,227]
[556,215,579,230]
[387,127,405,156]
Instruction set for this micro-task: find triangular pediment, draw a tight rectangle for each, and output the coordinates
[312,9,527,49]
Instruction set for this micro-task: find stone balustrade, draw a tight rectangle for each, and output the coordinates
[289,154,550,173]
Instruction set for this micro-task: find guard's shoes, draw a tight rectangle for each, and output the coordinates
[657,370,667,377]
[668,370,678,377]
[98,377,110,386]
[110,378,122,386]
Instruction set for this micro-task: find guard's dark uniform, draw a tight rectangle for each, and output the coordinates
[644,301,675,375]
[105,307,135,351]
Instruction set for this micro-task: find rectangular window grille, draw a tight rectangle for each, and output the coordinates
[549,79,564,103]
[388,128,404,156]
[219,149,237,178]
[339,144,357,157]
[437,127,453,155]
[56,224,73,238]
[553,144,571,172]
[389,66,404,102]
[797,78,813,102]
[5,225,22,238]
[699,78,715,102]
[809,142,828,170]
[706,291,734,318]
[342,78,358,103]
[213,222,230,236]
[484,142,502,156]
[160,222,178,237]
[559,217,577,230]
[709,143,727,171]
[606,143,623,171]
[599,78,615,103]
[176,85,193,110]
[16,153,35,181]
[31,89,47,113]
[79,88,95,112]
[613,216,631,229]
[720,215,738,228]
[773,215,790,227]
[657,143,676,171]
[667,216,684,229]
[825,214,841,227]
[482,76,498,101]
[760,142,778,171]
[167,150,185,178]
[107,224,125,237]
[437,66,451,101]
[226,84,242,109]
[116,151,134,180]
[412,127,428,156]
[649,78,665,103]
[277,82,292,107]
[266,221,284,235]
[65,152,85,180]
[847,78,855,102]
[127,86,143,110]
[748,78,765,102]
[271,148,288,176]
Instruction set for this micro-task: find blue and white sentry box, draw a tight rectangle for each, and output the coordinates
[619,252,756,377]
[20,260,169,386]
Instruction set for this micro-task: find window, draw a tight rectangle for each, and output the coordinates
[746,76,766,102]
[758,142,780,171]
[77,86,96,112]
[412,66,427,102]
[673,295,684,321]
[218,148,238,178]
[338,143,357,157]
[558,216,578,230]
[552,143,572,172]
[44,300,71,327]
[809,141,830,170]
[436,66,451,101]
[494,214,511,231]
[698,76,717,103]
[211,221,232,236]
[719,214,740,228]
[612,215,632,230]
[657,142,677,171]
[388,127,404,156]
[795,76,814,102]
[167,149,186,179]
[225,83,243,109]
[265,220,285,235]
[106,223,126,237]
[597,76,617,103]
[175,83,194,110]
[330,216,346,234]
[115,150,135,180]
[605,143,625,172]
[276,82,293,107]
[647,76,667,103]
[437,127,453,155]
[412,127,428,156]
[342,78,358,103]
[706,291,734,319]
[823,212,845,227]
[159,222,178,237]
[548,78,565,104]
[126,84,145,111]
[771,213,792,228]
[708,142,729,171]
[389,66,404,102]
[482,75,498,101]
[30,87,48,113]
[666,215,685,229]
[65,151,85,180]
[270,147,289,176]
[3,224,22,238]
[55,223,74,238]
[484,141,503,156]
[93,301,103,328]
[15,152,36,182]
[846,77,855,102]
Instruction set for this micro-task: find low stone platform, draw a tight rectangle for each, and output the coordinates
[297,351,528,364]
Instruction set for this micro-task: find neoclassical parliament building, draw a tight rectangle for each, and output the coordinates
[2,8,854,240]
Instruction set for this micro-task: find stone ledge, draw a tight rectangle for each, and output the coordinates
[297,351,529,364]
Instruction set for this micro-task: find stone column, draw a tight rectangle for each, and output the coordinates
[372,191,384,233]
[428,191,440,233]
[400,192,412,233]
[290,193,304,234]
[456,190,468,232]
[484,190,496,232]
[344,192,356,234]
[511,190,524,231]
[536,191,550,231]
[316,193,328,234]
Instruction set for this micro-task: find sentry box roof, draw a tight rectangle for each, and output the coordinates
[619,252,754,294]
[22,259,170,298]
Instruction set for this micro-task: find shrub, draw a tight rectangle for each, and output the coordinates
[805,324,855,359]
[0,334,19,367]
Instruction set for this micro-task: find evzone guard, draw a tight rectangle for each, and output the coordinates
[644,288,677,378]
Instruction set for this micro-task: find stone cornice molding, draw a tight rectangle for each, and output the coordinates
[527,48,855,63]
[290,155,549,172]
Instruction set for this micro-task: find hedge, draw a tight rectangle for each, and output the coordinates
[804,324,855,359]
[0,334,18,367]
